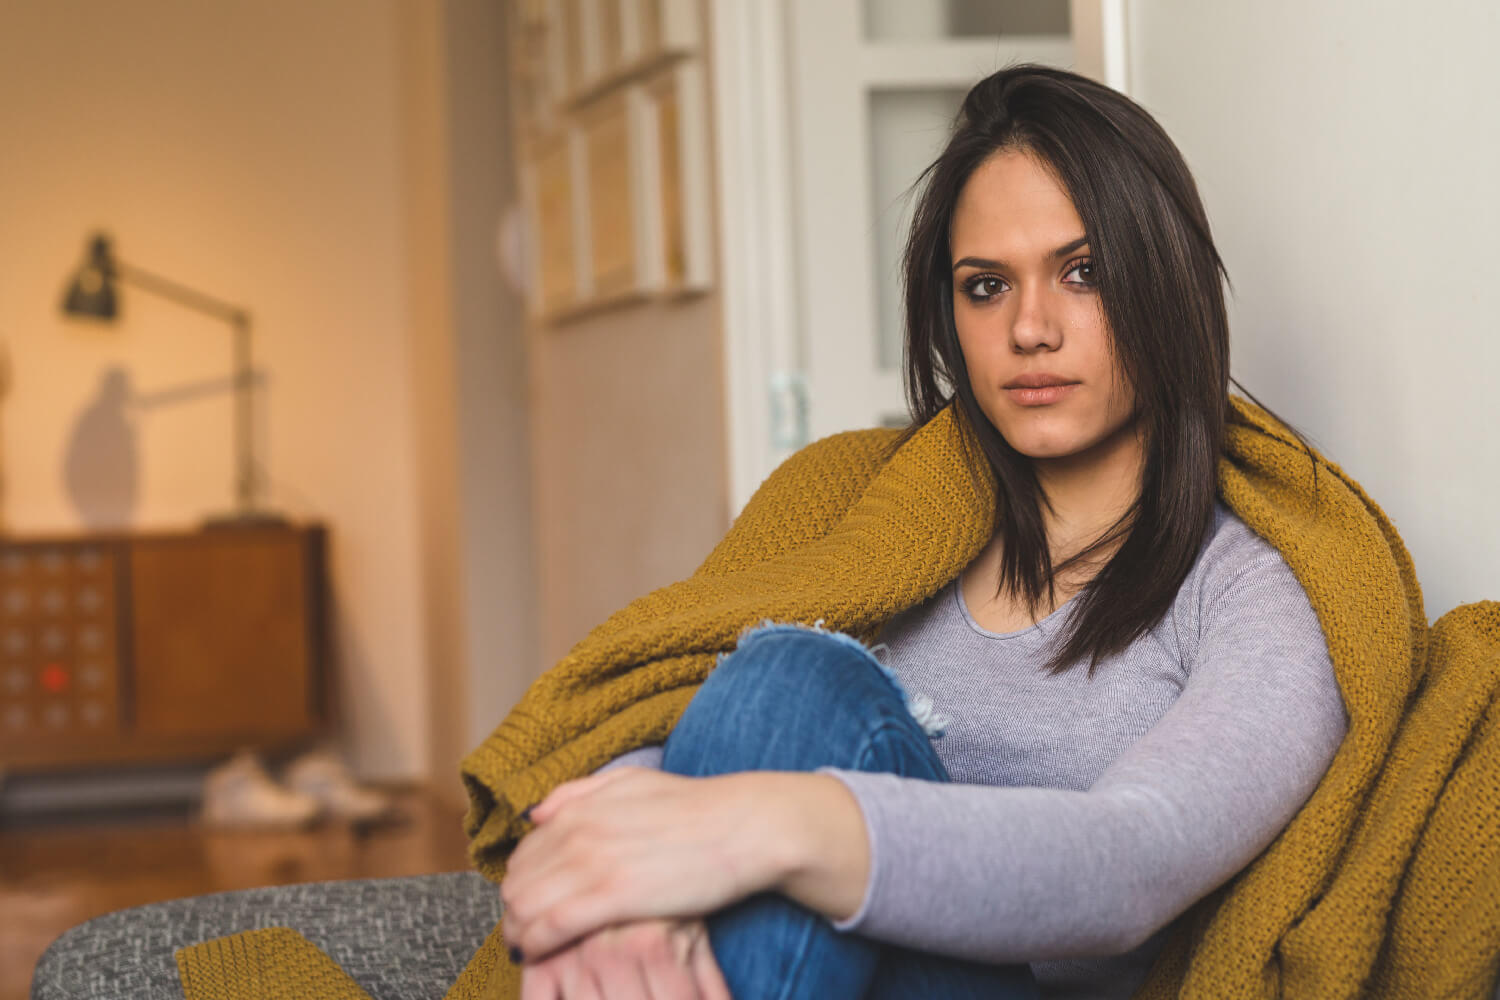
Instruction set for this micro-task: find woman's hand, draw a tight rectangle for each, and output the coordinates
[501,766,872,961]
[519,917,730,1000]
[502,767,789,960]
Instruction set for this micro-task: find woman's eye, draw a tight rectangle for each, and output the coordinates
[1063,259,1097,285]
[964,276,1006,300]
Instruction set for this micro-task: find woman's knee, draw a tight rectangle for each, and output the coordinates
[702,624,901,712]
[664,624,935,776]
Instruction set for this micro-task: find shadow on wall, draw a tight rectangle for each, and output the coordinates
[64,366,138,529]
[63,364,269,531]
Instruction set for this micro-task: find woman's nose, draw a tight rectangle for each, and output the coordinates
[1008,286,1061,353]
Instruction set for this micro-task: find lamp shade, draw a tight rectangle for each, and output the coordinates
[61,234,120,319]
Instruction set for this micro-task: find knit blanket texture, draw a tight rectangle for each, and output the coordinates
[175,397,1500,1000]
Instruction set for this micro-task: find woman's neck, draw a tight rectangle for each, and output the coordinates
[965,417,1146,609]
[1032,418,1146,564]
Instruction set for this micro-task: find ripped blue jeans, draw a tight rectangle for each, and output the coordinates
[662,625,1040,1000]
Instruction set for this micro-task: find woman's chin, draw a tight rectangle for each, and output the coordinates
[1013,442,1085,462]
[993,411,1140,466]
[995,426,1088,461]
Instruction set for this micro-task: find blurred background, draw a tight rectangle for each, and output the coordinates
[1,0,1496,995]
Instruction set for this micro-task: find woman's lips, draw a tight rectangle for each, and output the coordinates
[1005,383,1079,406]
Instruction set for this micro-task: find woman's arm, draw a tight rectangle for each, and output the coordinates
[823,549,1346,962]
[594,744,665,773]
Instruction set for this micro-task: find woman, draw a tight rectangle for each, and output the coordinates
[497,64,1347,1000]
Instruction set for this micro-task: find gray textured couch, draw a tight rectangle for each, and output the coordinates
[31,872,499,1000]
[33,872,1500,998]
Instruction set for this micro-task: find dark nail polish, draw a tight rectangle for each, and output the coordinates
[508,945,524,964]
[520,807,533,823]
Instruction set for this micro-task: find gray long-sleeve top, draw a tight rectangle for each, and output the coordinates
[607,504,1347,999]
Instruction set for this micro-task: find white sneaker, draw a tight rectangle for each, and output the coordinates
[283,749,393,824]
[201,750,321,830]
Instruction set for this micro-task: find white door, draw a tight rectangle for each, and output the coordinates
[713,0,1128,513]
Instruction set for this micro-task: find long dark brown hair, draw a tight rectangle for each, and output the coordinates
[903,64,1263,673]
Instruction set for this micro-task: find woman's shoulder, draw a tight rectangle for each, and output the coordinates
[1173,501,1325,644]
[1195,501,1300,586]
[1167,504,1341,727]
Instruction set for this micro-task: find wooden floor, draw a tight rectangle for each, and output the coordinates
[0,788,472,1000]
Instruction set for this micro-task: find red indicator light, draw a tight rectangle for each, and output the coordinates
[40,662,69,693]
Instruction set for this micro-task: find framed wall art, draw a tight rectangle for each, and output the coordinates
[580,92,642,304]
[510,0,712,324]
[643,60,712,294]
[523,131,585,318]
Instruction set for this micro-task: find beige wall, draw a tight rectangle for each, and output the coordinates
[0,0,429,779]
[524,4,731,664]
[530,295,729,662]
[403,0,730,778]
[0,0,730,786]
[403,0,541,800]
[401,2,467,795]
[401,0,731,760]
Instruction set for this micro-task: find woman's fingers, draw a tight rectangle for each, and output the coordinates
[507,869,650,962]
[638,920,705,1000]
[519,957,560,1000]
[578,928,653,1000]
[639,961,702,1000]
[504,791,665,957]
[525,921,707,1000]
[687,925,731,1000]
[505,830,625,957]
[521,942,617,1000]
[611,920,712,1000]
[528,767,637,824]
[557,950,604,1000]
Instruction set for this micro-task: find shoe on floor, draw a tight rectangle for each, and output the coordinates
[201,750,321,830]
[283,749,393,824]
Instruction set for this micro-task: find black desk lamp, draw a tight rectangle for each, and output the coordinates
[60,233,284,527]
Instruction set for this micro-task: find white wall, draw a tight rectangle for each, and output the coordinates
[1129,1,1500,621]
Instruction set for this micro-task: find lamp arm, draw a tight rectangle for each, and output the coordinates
[118,259,260,516]
[115,261,250,326]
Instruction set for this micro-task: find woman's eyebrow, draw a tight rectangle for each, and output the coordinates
[952,235,1090,272]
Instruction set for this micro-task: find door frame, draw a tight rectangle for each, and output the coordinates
[709,0,1132,517]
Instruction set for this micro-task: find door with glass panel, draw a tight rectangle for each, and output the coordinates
[787,0,1080,440]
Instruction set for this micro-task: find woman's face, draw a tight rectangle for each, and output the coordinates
[950,149,1138,467]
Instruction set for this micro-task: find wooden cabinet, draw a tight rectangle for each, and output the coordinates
[0,525,327,771]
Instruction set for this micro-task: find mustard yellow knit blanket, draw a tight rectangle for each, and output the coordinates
[176,397,1500,1000]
